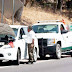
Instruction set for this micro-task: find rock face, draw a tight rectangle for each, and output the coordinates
[0,0,23,18]
[14,7,23,22]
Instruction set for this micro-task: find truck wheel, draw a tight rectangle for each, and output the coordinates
[40,55,45,60]
[0,60,2,64]
[33,48,37,62]
[70,52,72,57]
[13,50,20,65]
[54,44,61,59]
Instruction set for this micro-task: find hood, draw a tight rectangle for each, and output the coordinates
[0,23,15,37]
[35,33,58,39]
[0,41,15,49]
[1,45,10,49]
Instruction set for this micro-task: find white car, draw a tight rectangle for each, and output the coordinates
[0,25,39,65]
[32,20,72,59]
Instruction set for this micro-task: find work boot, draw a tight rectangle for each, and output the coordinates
[31,61,33,64]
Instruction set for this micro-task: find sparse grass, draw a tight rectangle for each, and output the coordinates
[22,6,71,25]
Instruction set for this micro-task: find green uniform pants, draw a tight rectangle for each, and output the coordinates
[28,44,34,62]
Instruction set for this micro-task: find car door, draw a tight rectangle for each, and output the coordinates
[60,24,71,51]
[17,28,26,59]
[23,27,28,59]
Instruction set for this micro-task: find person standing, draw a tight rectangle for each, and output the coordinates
[27,26,35,64]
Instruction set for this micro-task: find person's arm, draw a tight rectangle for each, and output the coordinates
[32,39,34,44]
[30,39,34,48]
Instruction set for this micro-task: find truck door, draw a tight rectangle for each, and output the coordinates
[68,24,72,45]
[60,24,71,51]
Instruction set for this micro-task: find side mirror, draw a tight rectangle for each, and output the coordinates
[22,35,27,39]
[61,30,68,34]
[22,35,28,43]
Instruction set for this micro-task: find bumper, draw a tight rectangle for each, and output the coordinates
[0,48,17,60]
[39,45,56,56]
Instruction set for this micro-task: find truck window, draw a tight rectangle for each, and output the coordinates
[60,24,65,31]
[60,24,65,33]
[60,24,68,34]
[33,24,58,33]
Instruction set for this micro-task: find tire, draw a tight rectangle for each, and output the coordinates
[70,52,72,57]
[0,60,2,64]
[40,55,45,60]
[33,48,37,62]
[13,50,20,65]
[54,44,61,59]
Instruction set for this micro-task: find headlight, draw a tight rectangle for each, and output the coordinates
[3,45,15,49]
[47,39,55,46]
[3,45,12,49]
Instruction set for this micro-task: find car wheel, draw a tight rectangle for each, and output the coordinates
[33,48,37,62]
[54,44,61,59]
[13,50,20,65]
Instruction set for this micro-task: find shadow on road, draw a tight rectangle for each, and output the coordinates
[38,55,71,60]
[0,55,71,67]
[38,57,54,60]
[0,61,15,66]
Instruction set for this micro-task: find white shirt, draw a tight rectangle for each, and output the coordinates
[25,30,36,44]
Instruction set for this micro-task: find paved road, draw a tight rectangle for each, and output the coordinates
[0,56,72,72]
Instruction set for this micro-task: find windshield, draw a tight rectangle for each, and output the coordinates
[0,34,15,44]
[23,27,28,35]
[32,24,58,33]
[12,28,18,36]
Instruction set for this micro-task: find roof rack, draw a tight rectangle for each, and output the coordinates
[37,20,60,23]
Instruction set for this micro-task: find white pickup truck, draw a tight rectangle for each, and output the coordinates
[0,25,39,65]
[32,20,72,59]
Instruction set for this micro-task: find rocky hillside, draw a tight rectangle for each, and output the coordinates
[22,7,71,25]
[0,6,71,25]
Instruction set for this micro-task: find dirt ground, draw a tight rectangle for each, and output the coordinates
[0,6,71,25]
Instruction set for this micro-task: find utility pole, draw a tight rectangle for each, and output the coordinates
[12,0,15,25]
[1,0,4,23]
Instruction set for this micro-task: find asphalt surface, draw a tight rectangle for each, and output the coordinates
[0,55,72,72]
